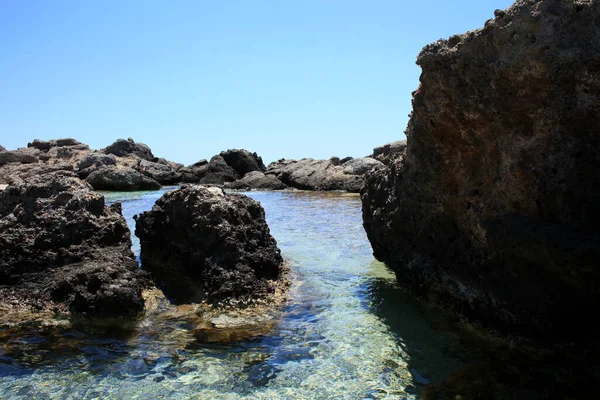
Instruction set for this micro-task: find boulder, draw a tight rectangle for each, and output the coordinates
[138,159,182,185]
[361,0,600,342]
[0,145,6,152]
[104,138,154,161]
[86,166,161,191]
[371,141,407,165]
[135,185,284,304]
[220,149,266,176]
[226,171,287,190]
[0,150,39,165]
[196,155,239,184]
[0,173,146,316]
[77,152,118,178]
[265,158,366,192]
[342,157,383,175]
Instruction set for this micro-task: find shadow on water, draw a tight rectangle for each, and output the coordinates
[364,262,600,399]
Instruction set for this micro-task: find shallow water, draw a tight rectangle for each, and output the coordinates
[2,189,590,399]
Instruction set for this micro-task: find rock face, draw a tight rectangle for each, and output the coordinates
[362,0,600,342]
[86,167,161,191]
[135,185,284,304]
[138,160,181,185]
[77,152,117,178]
[220,149,266,176]
[226,171,287,190]
[371,141,407,165]
[0,173,146,316]
[104,138,155,161]
[0,145,6,152]
[0,150,39,165]
[266,157,383,192]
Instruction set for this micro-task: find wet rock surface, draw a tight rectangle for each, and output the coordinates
[362,0,600,342]
[135,185,284,304]
[86,166,161,191]
[0,173,146,316]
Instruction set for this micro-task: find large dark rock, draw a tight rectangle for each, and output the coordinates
[0,174,146,316]
[0,150,39,165]
[266,157,381,192]
[104,138,155,161]
[0,145,6,152]
[77,152,117,178]
[361,0,600,342]
[86,167,161,191]
[138,160,181,185]
[371,141,407,165]
[226,171,287,190]
[220,149,266,176]
[27,138,82,151]
[135,185,284,304]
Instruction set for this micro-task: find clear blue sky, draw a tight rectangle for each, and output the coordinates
[0,0,514,165]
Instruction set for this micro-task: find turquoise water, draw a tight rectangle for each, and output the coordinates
[0,189,498,399]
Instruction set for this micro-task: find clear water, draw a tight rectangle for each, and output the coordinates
[4,188,571,399]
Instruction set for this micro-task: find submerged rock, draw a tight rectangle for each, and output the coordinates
[135,185,284,304]
[266,157,382,192]
[0,173,146,316]
[86,166,161,191]
[361,0,600,342]
[104,138,155,161]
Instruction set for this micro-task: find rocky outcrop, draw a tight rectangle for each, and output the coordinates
[361,0,600,342]
[77,152,117,178]
[371,141,407,165]
[138,160,182,185]
[0,150,39,165]
[226,171,287,190]
[220,149,266,176]
[135,185,284,304]
[86,167,161,191]
[266,157,383,192]
[104,138,155,161]
[0,173,147,316]
[0,145,6,152]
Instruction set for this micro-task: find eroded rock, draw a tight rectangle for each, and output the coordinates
[226,171,287,190]
[104,138,155,161]
[135,185,284,304]
[86,166,161,191]
[361,0,600,342]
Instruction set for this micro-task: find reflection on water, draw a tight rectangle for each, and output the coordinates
[1,189,595,399]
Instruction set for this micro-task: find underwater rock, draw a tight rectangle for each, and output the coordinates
[86,166,161,191]
[135,185,284,304]
[361,0,600,342]
[0,173,146,316]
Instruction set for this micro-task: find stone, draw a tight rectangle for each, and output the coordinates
[77,152,118,178]
[138,159,182,185]
[0,145,6,152]
[225,171,287,190]
[0,150,39,165]
[220,149,266,176]
[135,185,284,304]
[342,157,383,175]
[371,141,407,165]
[361,0,600,342]
[86,166,161,191]
[0,173,147,316]
[104,138,155,161]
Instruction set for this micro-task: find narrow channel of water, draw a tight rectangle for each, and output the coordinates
[4,188,580,399]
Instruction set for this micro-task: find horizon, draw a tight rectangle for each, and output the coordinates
[1,0,514,165]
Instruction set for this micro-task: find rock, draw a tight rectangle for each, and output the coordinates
[104,138,155,161]
[265,158,366,192]
[371,141,407,165]
[0,164,75,186]
[55,138,81,147]
[220,149,266,176]
[196,155,240,184]
[86,167,161,191]
[0,150,39,165]
[225,171,287,190]
[342,157,383,175]
[138,159,181,185]
[77,152,118,178]
[188,159,208,169]
[27,139,55,151]
[0,173,146,316]
[154,157,184,171]
[135,185,284,304]
[361,0,600,342]
[0,145,6,152]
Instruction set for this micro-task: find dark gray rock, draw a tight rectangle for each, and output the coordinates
[135,185,284,304]
[342,157,383,175]
[104,138,155,161]
[220,149,266,176]
[139,160,182,185]
[371,141,407,165]
[361,0,600,342]
[0,150,39,165]
[226,171,287,190]
[86,167,161,191]
[0,145,6,152]
[0,173,147,316]
[77,153,118,179]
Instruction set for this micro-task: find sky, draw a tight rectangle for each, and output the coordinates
[0,0,514,165]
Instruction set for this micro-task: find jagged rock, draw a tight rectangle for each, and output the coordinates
[104,138,154,161]
[86,166,161,191]
[138,160,181,185]
[27,138,82,151]
[220,149,266,176]
[77,152,118,178]
[55,138,81,147]
[188,159,208,169]
[0,145,6,152]
[361,0,600,342]
[226,171,287,190]
[0,173,146,316]
[135,185,284,304]
[371,141,407,165]
[154,157,184,171]
[0,164,75,186]
[342,157,383,175]
[0,150,39,165]
[266,158,367,192]
[194,155,239,184]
